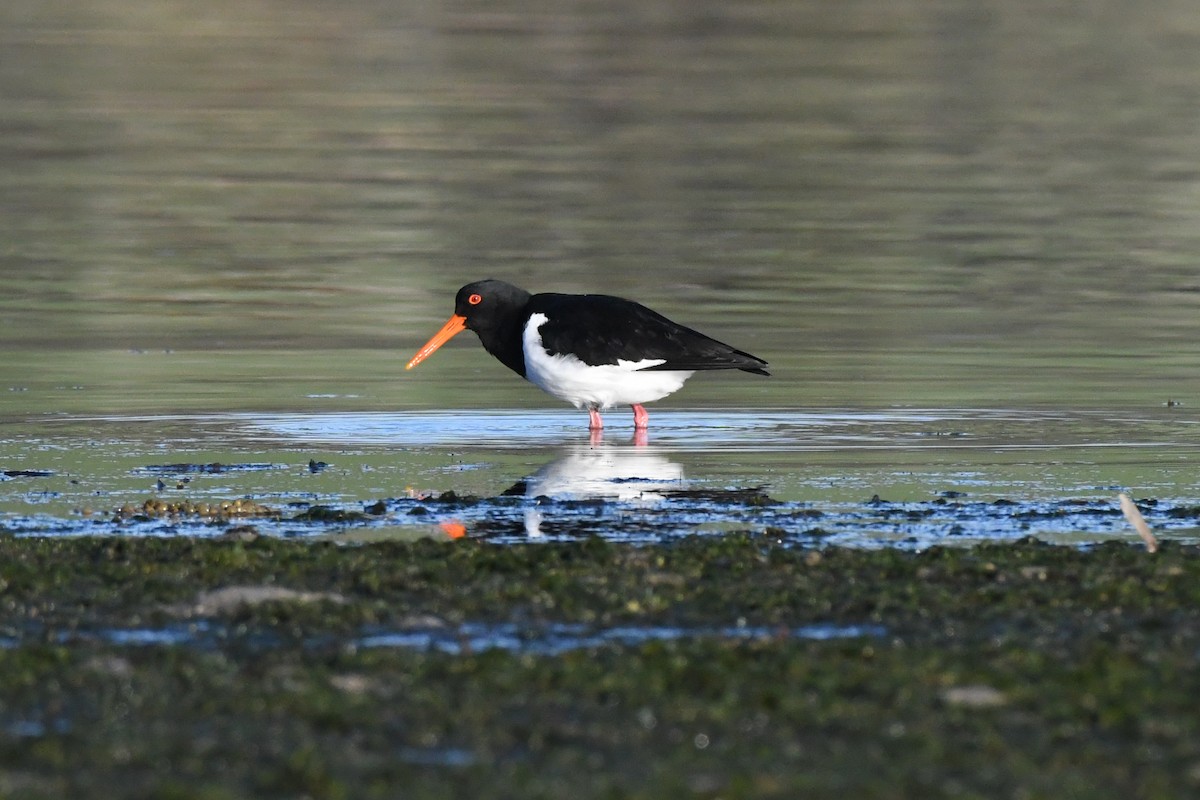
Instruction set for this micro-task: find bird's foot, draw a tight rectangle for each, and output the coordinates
[588,407,604,431]
[632,404,649,429]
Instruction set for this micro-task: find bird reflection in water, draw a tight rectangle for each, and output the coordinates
[504,438,685,537]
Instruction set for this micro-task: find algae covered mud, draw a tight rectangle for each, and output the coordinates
[2,536,1200,798]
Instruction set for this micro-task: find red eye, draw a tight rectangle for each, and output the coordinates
[468,293,483,305]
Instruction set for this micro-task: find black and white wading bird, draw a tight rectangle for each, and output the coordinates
[406,279,769,433]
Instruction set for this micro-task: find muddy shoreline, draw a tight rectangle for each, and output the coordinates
[1,535,1198,798]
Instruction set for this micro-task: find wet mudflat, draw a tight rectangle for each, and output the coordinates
[1,410,1199,797]
[2,535,1199,799]
[4,408,1200,548]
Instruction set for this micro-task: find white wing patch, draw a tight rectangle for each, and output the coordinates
[522,313,694,409]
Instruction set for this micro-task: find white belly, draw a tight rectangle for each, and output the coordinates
[522,313,694,409]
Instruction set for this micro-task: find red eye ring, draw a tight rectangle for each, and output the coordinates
[468,293,483,305]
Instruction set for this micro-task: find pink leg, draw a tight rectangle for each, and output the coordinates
[588,407,604,430]
[632,404,649,429]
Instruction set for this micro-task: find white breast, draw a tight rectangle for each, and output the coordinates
[522,313,694,410]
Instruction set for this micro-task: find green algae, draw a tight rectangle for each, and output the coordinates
[1,536,1199,799]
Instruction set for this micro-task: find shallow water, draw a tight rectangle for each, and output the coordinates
[16,618,884,656]
[2,408,1196,548]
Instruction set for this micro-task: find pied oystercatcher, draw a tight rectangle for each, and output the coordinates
[406,279,770,431]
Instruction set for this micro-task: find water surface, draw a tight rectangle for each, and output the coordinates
[2,408,1195,548]
[2,0,1200,546]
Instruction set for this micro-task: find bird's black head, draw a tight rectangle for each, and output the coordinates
[453,279,532,333]
[406,279,533,374]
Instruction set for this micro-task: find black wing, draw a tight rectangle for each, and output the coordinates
[529,293,770,375]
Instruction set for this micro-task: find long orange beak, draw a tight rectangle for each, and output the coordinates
[406,314,467,370]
